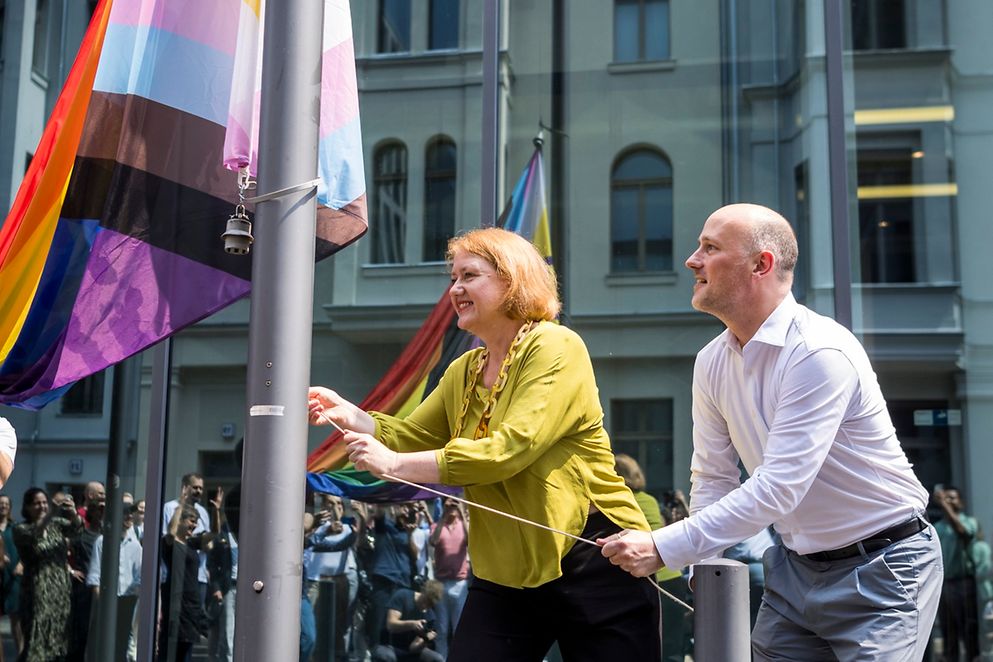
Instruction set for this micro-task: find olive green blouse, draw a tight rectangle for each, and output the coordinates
[371,321,649,588]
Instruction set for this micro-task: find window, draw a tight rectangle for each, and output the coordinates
[378,0,411,54]
[611,399,674,500]
[372,142,408,264]
[613,0,670,63]
[610,148,673,272]
[32,0,51,77]
[423,137,457,262]
[851,0,906,51]
[429,0,459,50]
[60,372,105,415]
[856,138,917,283]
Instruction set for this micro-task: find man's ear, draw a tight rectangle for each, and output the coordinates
[754,250,775,278]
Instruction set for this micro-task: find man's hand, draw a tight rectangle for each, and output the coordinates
[597,529,665,578]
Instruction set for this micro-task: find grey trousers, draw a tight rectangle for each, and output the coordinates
[752,523,943,661]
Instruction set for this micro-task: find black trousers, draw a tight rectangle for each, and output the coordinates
[448,512,662,662]
[939,576,979,662]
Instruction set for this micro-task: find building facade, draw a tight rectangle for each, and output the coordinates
[1,0,991,656]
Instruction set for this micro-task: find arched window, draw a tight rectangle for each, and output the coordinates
[372,142,408,264]
[611,148,673,272]
[423,137,457,262]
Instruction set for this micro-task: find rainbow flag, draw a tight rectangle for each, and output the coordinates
[0,0,367,409]
[307,145,550,502]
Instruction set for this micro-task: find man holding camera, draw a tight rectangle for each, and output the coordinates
[372,579,444,662]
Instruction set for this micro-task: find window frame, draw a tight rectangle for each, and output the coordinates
[423,136,457,263]
[371,141,409,264]
[609,147,674,274]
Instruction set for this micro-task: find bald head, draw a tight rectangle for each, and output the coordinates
[709,204,797,283]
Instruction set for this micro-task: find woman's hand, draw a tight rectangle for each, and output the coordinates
[308,387,376,434]
[345,431,398,479]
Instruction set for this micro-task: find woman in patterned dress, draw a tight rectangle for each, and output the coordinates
[12,487,81,662]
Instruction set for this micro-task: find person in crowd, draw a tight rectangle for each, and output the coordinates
[67,484,104,661]
[0,493,23,660]
[304,493,358,661]
[971,532,993,660]
[75,481,104,520]
[131,500,145,543]
[161,503,210,662]
[358,504,419,651]
[13,487,81,662]
[0,418,15,488]
[409,502,433,589]
[428,497,468,659]
[206,486,237,662]
[310,227,660,660]
[934,485,981,661]
[660,489,688,526]
[162,473,211,604]
[600,203,942,661]
[613,453,688,662]
[86,504,142,660]
[372,580,444,662]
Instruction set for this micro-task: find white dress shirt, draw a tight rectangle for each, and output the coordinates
[654,294,928,570]
[0,417,16,464]
[86,534,143,595]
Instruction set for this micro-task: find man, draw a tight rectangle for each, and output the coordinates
[372,580,444,662]
[304,493,358,662]
[934,485,981,661]
[600,203,942,660]
[76,480,105,519]
[366,503,419,651]
[132,499,146,542]
[162,473,211,603]
[0,417,16,487]
[86,506,142,661]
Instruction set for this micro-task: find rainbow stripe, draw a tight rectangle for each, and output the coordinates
[0,0,367,408]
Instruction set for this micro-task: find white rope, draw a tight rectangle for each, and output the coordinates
[317,413,694,613]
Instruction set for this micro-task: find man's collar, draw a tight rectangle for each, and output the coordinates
[722,292,797,351]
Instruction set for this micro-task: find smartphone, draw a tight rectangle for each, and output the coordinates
[341,516,356,526]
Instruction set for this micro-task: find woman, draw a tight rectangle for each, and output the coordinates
[0,493,22,661]
[161,504,209,662]
[310,227,661,661]
[12,487,81,662]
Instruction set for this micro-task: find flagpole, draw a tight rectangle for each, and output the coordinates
[233,0,324,658]
[93,355,141,661]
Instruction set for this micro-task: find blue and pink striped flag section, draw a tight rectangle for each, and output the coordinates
[0,0,367,408]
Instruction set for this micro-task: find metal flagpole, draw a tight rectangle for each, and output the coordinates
[232,0,324,657]
[93,356,141,660]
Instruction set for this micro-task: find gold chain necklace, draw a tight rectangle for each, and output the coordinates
[452,320,537,440]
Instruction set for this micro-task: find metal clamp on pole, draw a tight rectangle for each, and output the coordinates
[693,558,751,662]
[244,177,322,205]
